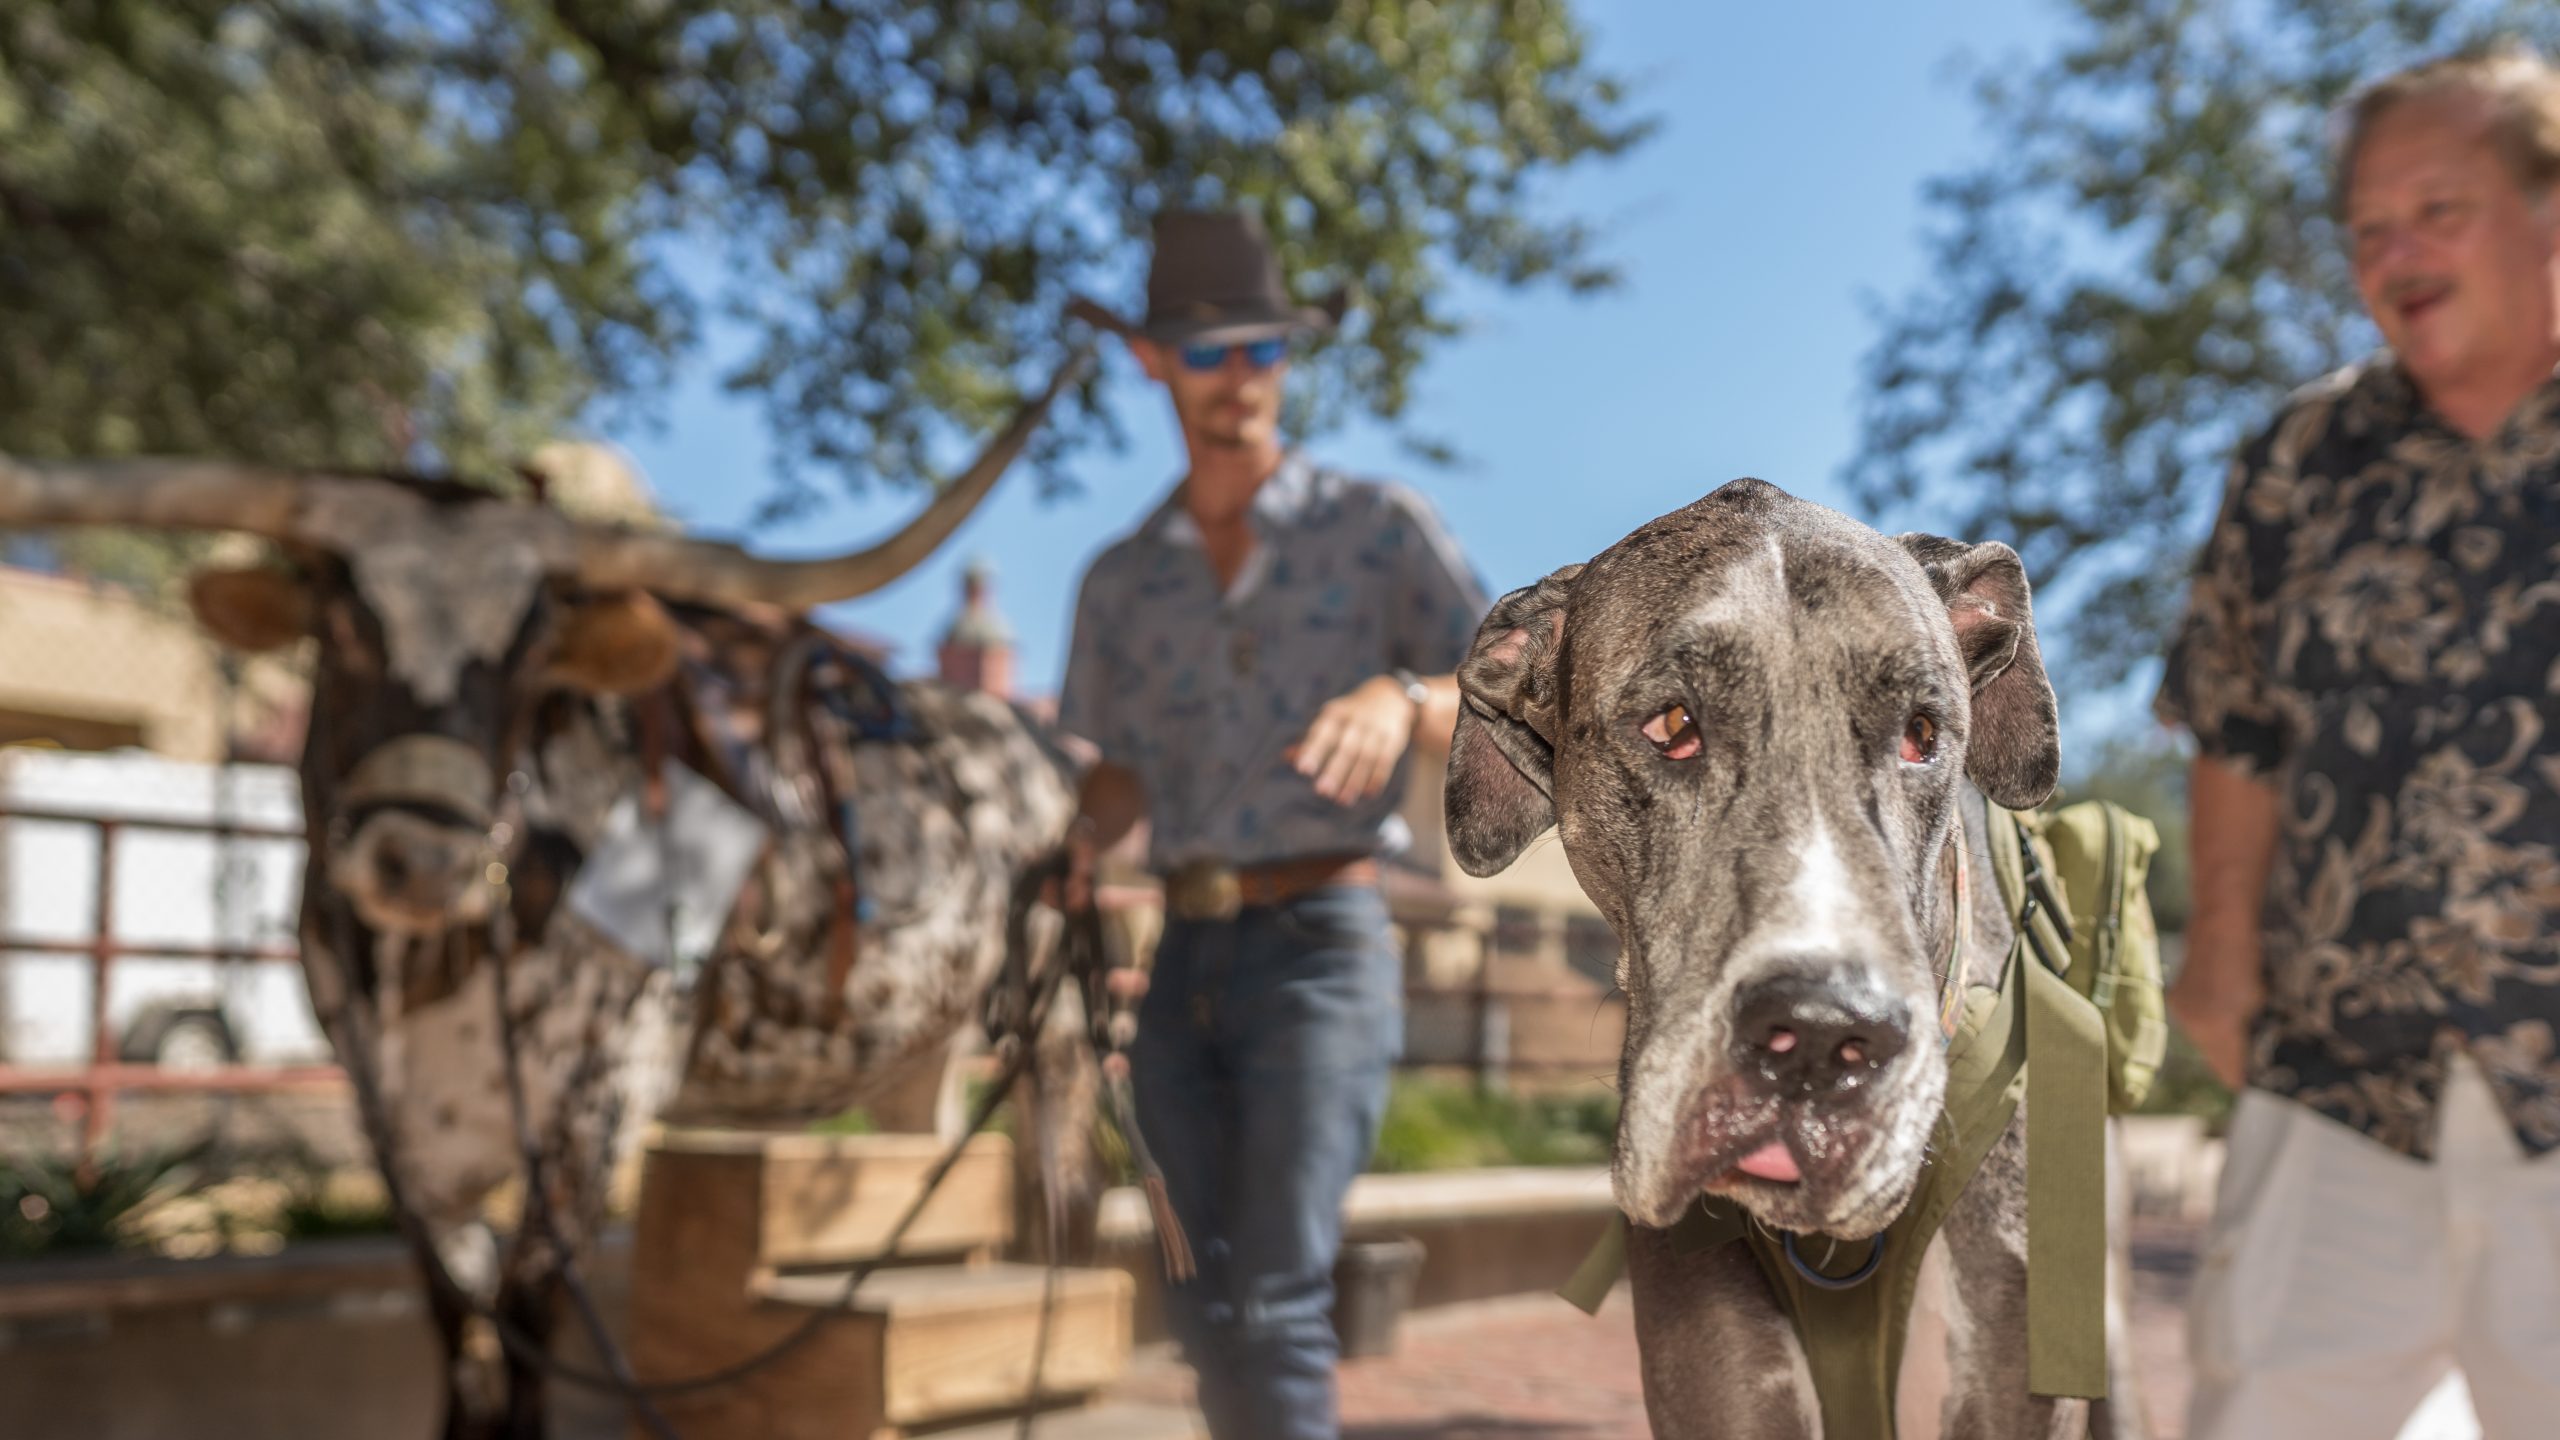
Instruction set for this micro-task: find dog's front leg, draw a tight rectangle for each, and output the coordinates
[1629,1222,1821,1439]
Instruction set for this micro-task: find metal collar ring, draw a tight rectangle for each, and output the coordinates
[1783,1230,1887,1291]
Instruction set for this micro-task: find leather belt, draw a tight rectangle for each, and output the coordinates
[1162,855,1380,922]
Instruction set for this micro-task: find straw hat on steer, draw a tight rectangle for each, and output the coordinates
[1071,210,1349,345]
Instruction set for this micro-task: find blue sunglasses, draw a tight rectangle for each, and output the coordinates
[1178,336,1290,372]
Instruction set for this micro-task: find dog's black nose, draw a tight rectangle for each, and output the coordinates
[1730,971,1910,1096]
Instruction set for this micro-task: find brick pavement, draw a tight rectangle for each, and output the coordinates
[1113,1218,2208,1439]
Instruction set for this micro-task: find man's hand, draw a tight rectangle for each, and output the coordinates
[1046,761,1146,912]
[2178,752,2281,1091]
[1286,674,1422,805]
[2169,937,2263,1090]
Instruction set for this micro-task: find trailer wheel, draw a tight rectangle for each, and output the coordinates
[124,1007,241,1072]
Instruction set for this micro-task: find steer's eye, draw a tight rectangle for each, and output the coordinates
[1900,713,1939,766]
[1641,702,1702,761]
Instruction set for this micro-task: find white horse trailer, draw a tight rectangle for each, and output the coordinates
[0,749,319,1069]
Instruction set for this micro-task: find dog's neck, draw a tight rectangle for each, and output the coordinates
[1932,836,1973,1046]
[1950,788,2016,996]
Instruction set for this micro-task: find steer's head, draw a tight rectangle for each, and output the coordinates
[192,484,689,938]
[0,353,1088,947]
[1443,479,2059,1239]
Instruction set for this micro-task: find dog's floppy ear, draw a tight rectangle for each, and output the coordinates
[1897,534,2060,810]
[1446,563,1583,876]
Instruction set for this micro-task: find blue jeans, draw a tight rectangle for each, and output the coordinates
[1132,883,1403,1440]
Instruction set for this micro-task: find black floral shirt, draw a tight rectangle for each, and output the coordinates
[2158,354,2560,1159]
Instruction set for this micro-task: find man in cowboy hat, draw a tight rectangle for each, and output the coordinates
[1058,209,1489,1440]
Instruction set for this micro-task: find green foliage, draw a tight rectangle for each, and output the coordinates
[2062,733,2192,934]
[270,1172,396,1242]
[1847,1,2559,691]
[1092,1092,1139,1189]
[2,2,1647,501]
[807,1105,880,1137]
[2134,1023,2235,1131]
[0,1139,395,1258]
[1368,1076,1617,1173]
[1,1142,212,1257]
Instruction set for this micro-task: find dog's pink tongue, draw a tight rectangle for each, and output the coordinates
[1735,1142,1801,1183]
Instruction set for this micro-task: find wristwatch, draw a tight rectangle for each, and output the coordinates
[1390,667,1432,711]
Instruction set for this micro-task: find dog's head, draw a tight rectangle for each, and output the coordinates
[1444,479,2057,1237]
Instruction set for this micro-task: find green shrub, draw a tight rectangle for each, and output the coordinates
[1369,1077,1617,1173]
[2134,1025,2235,1134]
[807,1106,878,1137]
[273,1172,395,1242]
[1,1143,212,1258]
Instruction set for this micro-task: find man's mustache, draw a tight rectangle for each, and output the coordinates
[2382,274,2454,305]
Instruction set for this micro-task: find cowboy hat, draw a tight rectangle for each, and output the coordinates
[1070,210,1348,346]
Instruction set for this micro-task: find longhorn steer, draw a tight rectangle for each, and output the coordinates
[0,354,1094,1440]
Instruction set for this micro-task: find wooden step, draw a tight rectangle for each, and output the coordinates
[774,1262,1133,1432]
[926,1402,1202,1440]
[635,1261,1132,1440]
[635,1130,1015,1286]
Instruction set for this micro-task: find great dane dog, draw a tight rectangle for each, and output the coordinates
[1443,478,2146,1438]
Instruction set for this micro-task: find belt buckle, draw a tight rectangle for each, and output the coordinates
[1166,860,1243,923]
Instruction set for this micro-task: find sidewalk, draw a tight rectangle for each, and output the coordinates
[1111,1214,2488,1437]
[1115,1291,1649,1440]
[1112,1217,2204,1439]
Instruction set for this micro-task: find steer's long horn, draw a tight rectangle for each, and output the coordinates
[568,346,1094,610]
[0,455,313,539]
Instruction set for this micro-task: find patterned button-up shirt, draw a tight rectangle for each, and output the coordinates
[1058,452,1489,871]
[2158,354,2560,1158]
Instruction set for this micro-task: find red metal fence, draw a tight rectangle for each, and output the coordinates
[0,804,344,1160]
[1,815,1613,1160]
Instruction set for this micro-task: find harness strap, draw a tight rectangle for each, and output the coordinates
[1994,812,2111,1402]
[819,873,861,1030]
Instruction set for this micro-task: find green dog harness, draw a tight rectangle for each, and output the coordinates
[1558,808,2112,1437]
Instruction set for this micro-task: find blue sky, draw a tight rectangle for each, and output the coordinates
[608,1,2101,721]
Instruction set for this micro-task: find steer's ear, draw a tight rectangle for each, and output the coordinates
[188,566,313,654]
[1896,534,2060,810]
[548,589,682,696]
[1446,563,1583,877]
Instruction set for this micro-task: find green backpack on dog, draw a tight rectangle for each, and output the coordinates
[2022,798,2169,1116]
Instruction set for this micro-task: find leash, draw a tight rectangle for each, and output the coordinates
[982,858,1195,1285]
[474,856,1082,1407]
[317,774,1084,1431]
[1085,934,1195,1283]
[310,679,1154,1431]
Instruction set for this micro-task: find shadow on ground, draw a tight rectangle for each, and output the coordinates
[1351,1414,1607,1424]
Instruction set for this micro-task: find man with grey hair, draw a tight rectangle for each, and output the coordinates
[1058,210,1488,1440]
[2158,46,2560,1439]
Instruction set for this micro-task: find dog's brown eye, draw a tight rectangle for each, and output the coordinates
[1642,702,1702,760]
[1900,714,1938,765]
